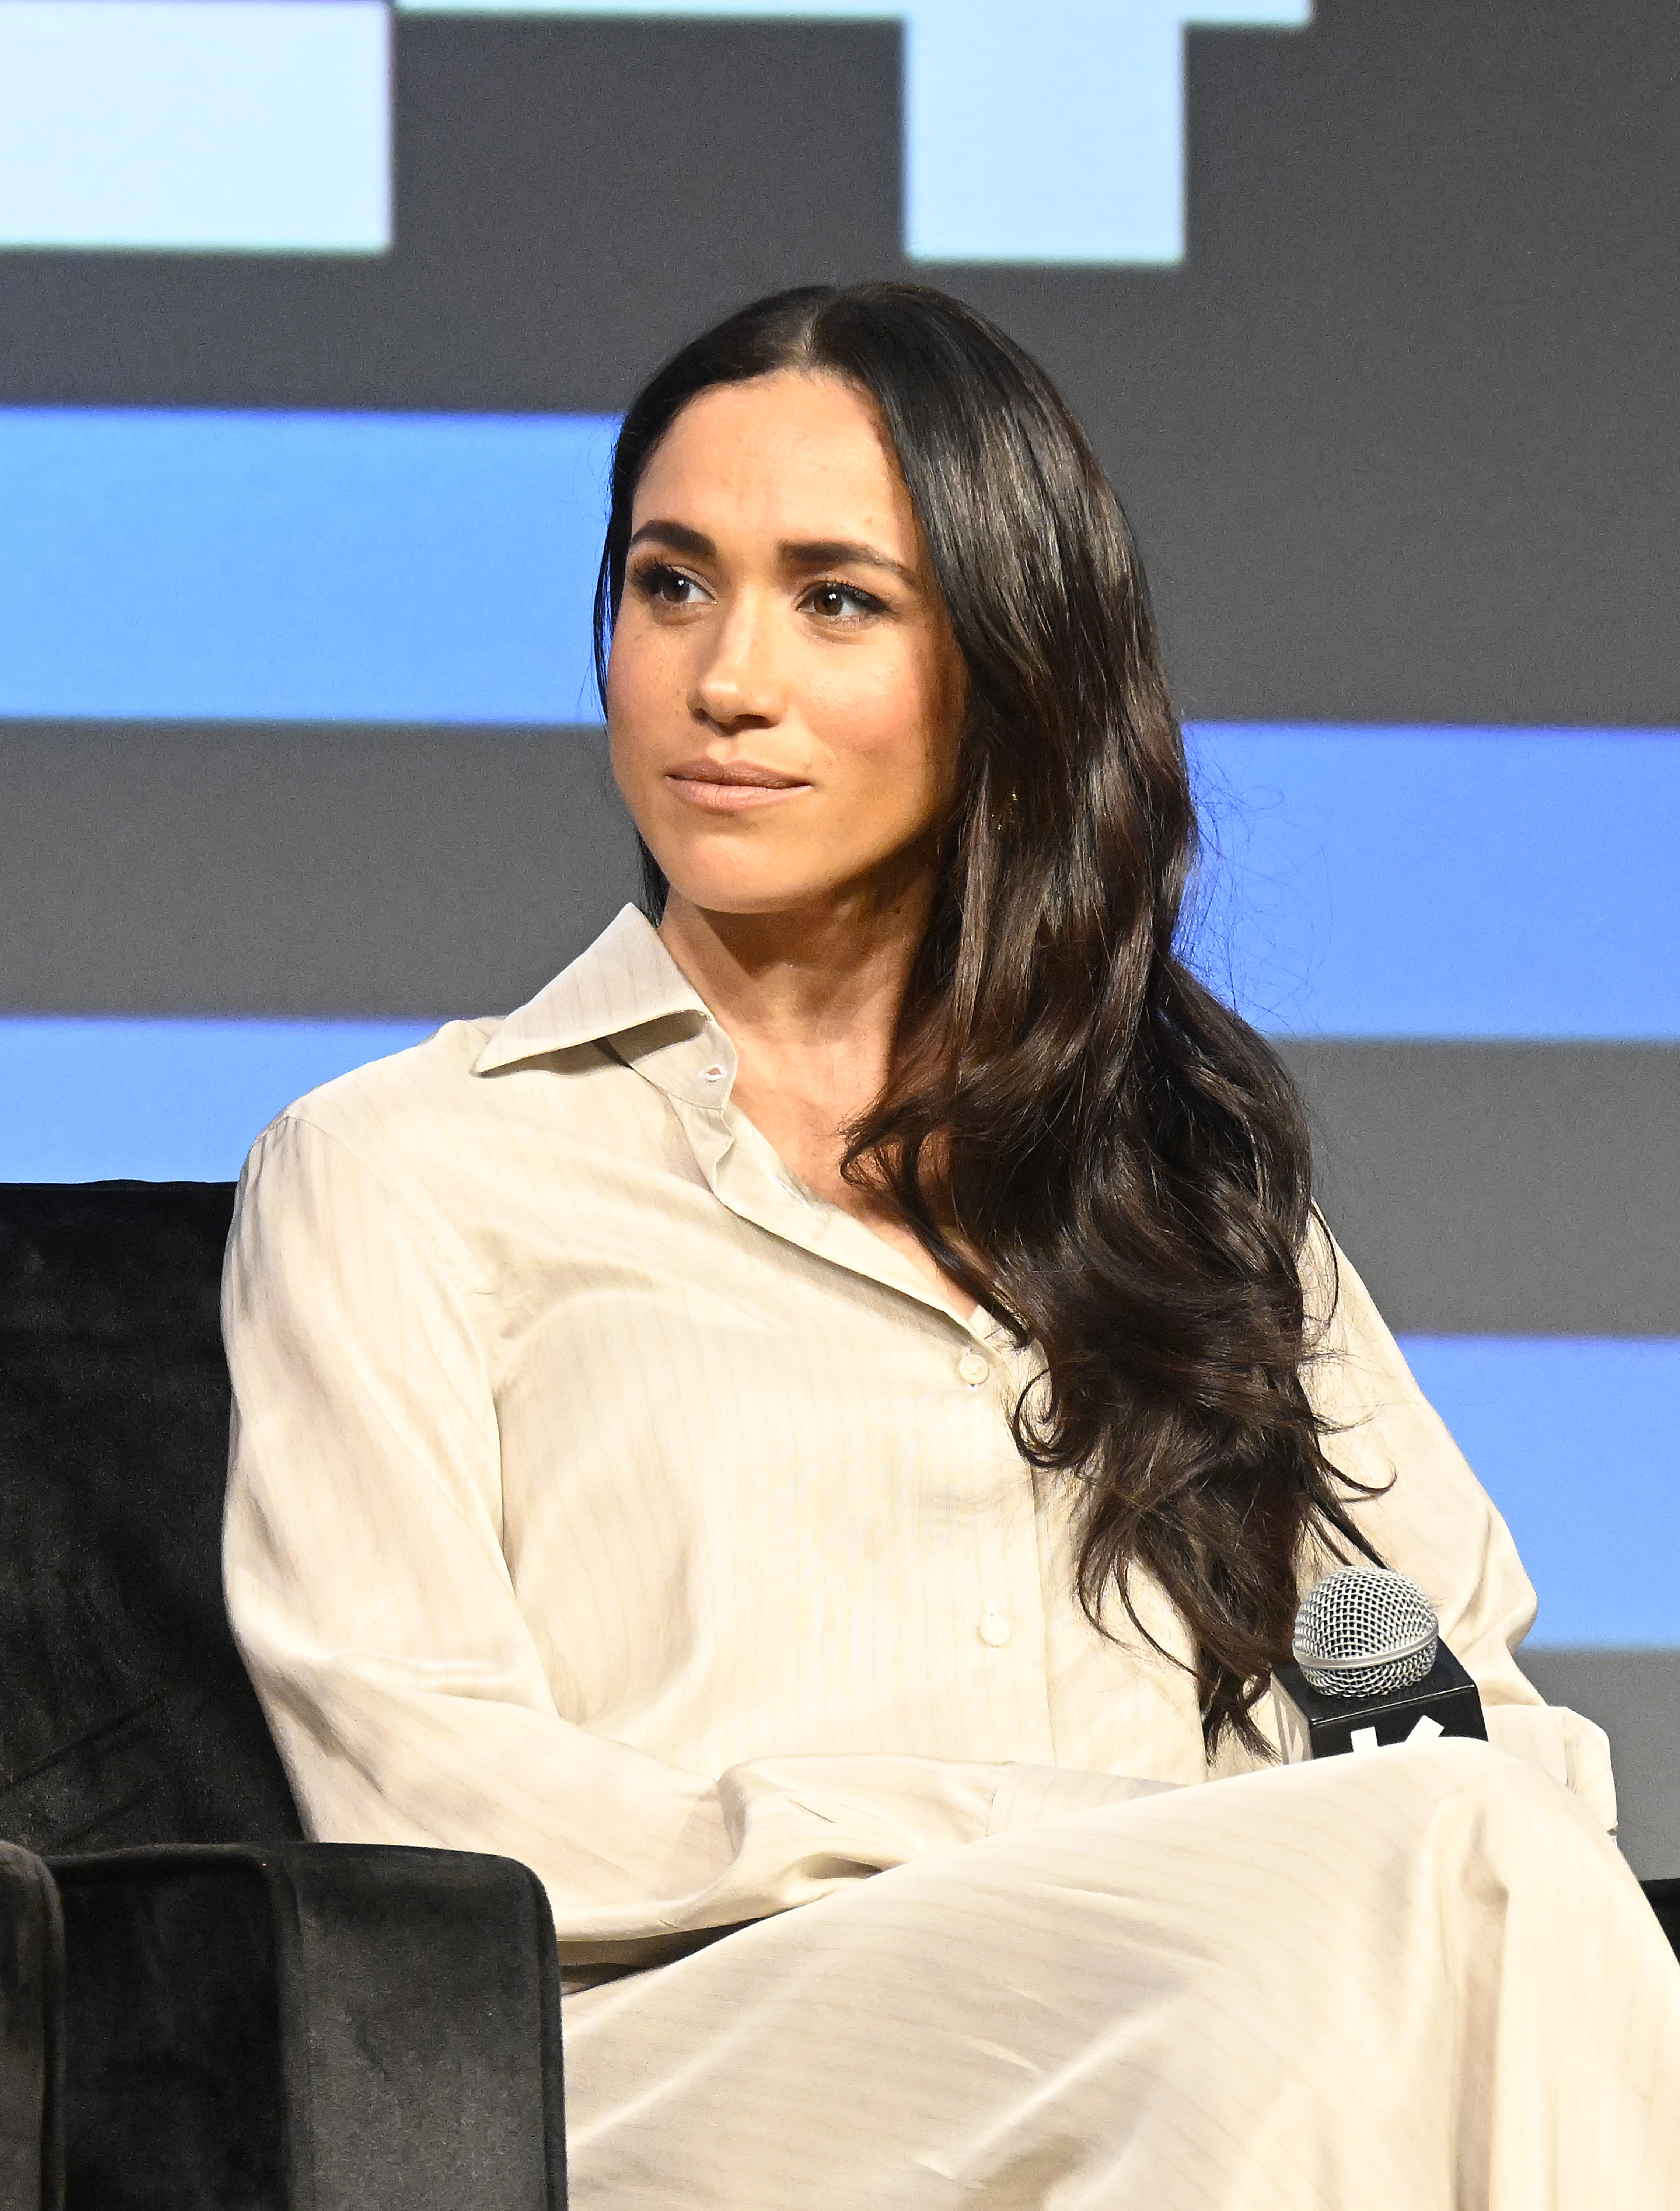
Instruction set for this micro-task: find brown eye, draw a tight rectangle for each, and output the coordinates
[805,581,883,622]
[633,562,704,607]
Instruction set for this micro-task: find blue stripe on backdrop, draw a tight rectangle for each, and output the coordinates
[1188,725,1680,1040]
[0,1017,436,1183]
[1398,1337,1680,1648]
[0,1,390,252]
[0,409,617,722]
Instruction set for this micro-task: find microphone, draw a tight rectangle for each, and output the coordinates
[1273,1567,1487,1760]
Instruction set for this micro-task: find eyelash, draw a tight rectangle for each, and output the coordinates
[629,562,702,609]
[628,562,887,624]
[803,579,887,622]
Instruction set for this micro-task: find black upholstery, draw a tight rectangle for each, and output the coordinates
[0,1842,62,2211]
[0,1184,567,2208]
[0,1183,296,1852]
[1645,1880,1680,1960]
[51,1844,566,2211]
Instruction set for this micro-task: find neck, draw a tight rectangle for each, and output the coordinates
[655,850,976,1318]
[656,858,934,1098]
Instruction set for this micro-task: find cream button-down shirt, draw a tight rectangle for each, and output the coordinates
[223,907,1610,1970]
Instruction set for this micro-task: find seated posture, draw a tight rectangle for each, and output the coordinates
[223,284,1680,2206]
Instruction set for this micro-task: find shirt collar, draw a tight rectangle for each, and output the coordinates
[472,906,733,1103]
[475,904,995,1338]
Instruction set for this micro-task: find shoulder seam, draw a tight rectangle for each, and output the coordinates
[258,1110,494,1302]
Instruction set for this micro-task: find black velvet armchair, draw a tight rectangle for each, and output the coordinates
[0,1183,566,2209]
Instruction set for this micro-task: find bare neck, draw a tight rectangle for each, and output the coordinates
[656,868,976,1316]
[656,873,929,1121]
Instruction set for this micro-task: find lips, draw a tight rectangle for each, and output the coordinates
[664,757,811,812]
[665,757,807,788]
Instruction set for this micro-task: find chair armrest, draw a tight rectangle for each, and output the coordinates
[49,1842,565,2211]
[0,1842,63,2211]
[1644,1878,1680,1964]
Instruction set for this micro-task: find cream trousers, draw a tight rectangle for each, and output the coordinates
[563,1740,1680,2209]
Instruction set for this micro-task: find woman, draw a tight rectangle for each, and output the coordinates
[223,283,1680,2205]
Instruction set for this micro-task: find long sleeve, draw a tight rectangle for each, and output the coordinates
[223,1113,1164,1963]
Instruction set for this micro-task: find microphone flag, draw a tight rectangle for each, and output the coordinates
[1274,1567,1488,1760]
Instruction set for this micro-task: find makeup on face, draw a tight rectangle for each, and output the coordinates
[606,370,966,919]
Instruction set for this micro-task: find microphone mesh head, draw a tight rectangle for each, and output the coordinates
[1291,1568,1439,1700]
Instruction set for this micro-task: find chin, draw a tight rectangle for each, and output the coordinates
[661,868,834,917]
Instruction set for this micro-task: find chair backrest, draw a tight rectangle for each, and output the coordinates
[0,1184,301,1853]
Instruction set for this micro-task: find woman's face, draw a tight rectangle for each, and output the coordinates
[607,370,967,918]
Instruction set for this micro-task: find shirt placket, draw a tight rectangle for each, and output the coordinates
[659,1049,1058,1757]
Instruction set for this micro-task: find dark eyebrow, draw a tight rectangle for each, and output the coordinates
[626,520,919,592]
[626,519,716,560]
[781,538,919,590]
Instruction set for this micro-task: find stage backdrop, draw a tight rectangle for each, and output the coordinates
[3,0,1676,1863]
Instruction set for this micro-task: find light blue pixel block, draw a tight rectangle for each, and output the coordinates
[1188,725,1680,1041]
[0,1017,439,1182]
[0,0,1310,261]
[395,0,1313,263]
[0,1,390,252]
[0,408,618,722]
[1400,1337,1680,1648]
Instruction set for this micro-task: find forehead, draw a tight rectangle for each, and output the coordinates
[632,371,916,546]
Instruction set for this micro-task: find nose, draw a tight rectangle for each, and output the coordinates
[691,595,782,733]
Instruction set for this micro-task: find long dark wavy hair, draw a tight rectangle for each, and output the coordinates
[594,282,1378,1754]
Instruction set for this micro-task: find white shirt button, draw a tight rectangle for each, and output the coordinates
[978,1604,1011,1648]
[957,1348,989,1386]
[701,1063,727,1084]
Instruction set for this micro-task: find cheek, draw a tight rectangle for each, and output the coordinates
[811,642,960,814]
[605,622,680,781]
[607,616,667,716]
